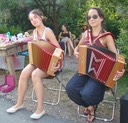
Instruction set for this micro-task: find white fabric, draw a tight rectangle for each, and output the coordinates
[33,27,50,41]
[61,37,69,43]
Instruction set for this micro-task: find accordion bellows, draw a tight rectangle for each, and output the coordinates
[28,41,63,76]
[78,45,125,88]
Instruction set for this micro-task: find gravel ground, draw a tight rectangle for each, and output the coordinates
[0,56,120,123]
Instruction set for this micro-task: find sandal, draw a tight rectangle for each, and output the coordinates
[87,105,98,122]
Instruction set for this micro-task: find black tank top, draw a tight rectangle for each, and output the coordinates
[61,32,70,38]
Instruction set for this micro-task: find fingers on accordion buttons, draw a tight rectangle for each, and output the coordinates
[113,75,117,81]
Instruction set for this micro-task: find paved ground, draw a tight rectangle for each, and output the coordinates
[0,97,75,123]
[0,95,121,123]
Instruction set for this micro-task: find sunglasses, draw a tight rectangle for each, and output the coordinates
[87,14,98,20]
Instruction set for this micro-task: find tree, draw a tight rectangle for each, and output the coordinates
[33,0,63,35]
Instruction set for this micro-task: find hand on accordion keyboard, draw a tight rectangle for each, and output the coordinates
[74,50,79,60]
[113,69,125,81]
[51,62,61,73]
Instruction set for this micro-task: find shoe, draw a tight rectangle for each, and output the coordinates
[6,104,24,113]
[30,110,45,120]
[87,105,98,122]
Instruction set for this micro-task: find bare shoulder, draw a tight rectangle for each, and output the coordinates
[100,32,115,47]
[104,32,114,42]
[46,27,53,34]
[45,27,58,44]
[45,27,55,38]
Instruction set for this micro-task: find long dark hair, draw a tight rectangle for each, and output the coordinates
[86,7,106,33]
[62,24,69,31]
[28,9,46,23]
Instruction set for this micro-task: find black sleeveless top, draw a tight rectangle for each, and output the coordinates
[61,32,70,38]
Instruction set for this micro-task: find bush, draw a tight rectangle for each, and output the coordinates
[115,30,128,71]
[0,24,8,33]
[0,23,23,36]
[8,25,23,35]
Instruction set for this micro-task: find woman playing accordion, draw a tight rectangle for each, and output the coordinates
[6,9,62,119]
[66,7,125,122]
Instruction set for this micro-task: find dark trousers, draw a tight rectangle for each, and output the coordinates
[66,72,106,107]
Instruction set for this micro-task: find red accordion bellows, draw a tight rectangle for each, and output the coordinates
[78,45,125,88]
[28,41,63,76]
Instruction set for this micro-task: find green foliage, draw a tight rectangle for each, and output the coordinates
[8,25,23,35]
[117,74,128,97]
[0,0,35,34]
[0,24,8,33]
[56,0,89,36]
[0,23,23,35]
[0,0,16,10]
[0,0,128,61]
[115,31,128,70]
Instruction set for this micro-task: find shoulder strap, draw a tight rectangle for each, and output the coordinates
[87,29,93,45]
[93,32,114,44]
[33,29,37,40]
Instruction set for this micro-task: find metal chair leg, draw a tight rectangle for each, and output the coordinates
[32,74,65,106]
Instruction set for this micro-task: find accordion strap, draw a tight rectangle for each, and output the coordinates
[93,32,114,44]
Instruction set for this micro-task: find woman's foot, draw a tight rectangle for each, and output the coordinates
[87,105,98,122]
[30,109,46,119]
[6,104,24,113]
[84,107,89,115]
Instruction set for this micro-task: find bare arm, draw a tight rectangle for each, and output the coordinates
[104,35,125,80]
[74,31,88,59]
[46,29,60,48]
[105,35,117,53]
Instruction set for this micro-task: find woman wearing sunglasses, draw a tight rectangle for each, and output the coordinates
[66,7,125,122]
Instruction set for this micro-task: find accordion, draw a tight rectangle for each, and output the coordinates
[78,45,125,88]
[28,41,63,76]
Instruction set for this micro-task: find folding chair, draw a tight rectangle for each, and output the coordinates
[32,70,65,105]
[31,42,66,105]
[77,82,118,122]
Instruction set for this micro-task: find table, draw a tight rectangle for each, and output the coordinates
[0,42,28,84]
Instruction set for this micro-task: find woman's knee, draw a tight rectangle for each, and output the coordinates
[31,71,39,82]
[66,81,77,97]
[31,69,47,83]
[20,64,35,78]
[66,80,79,97]
[20,69,30,80]
[65,82,72,94]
